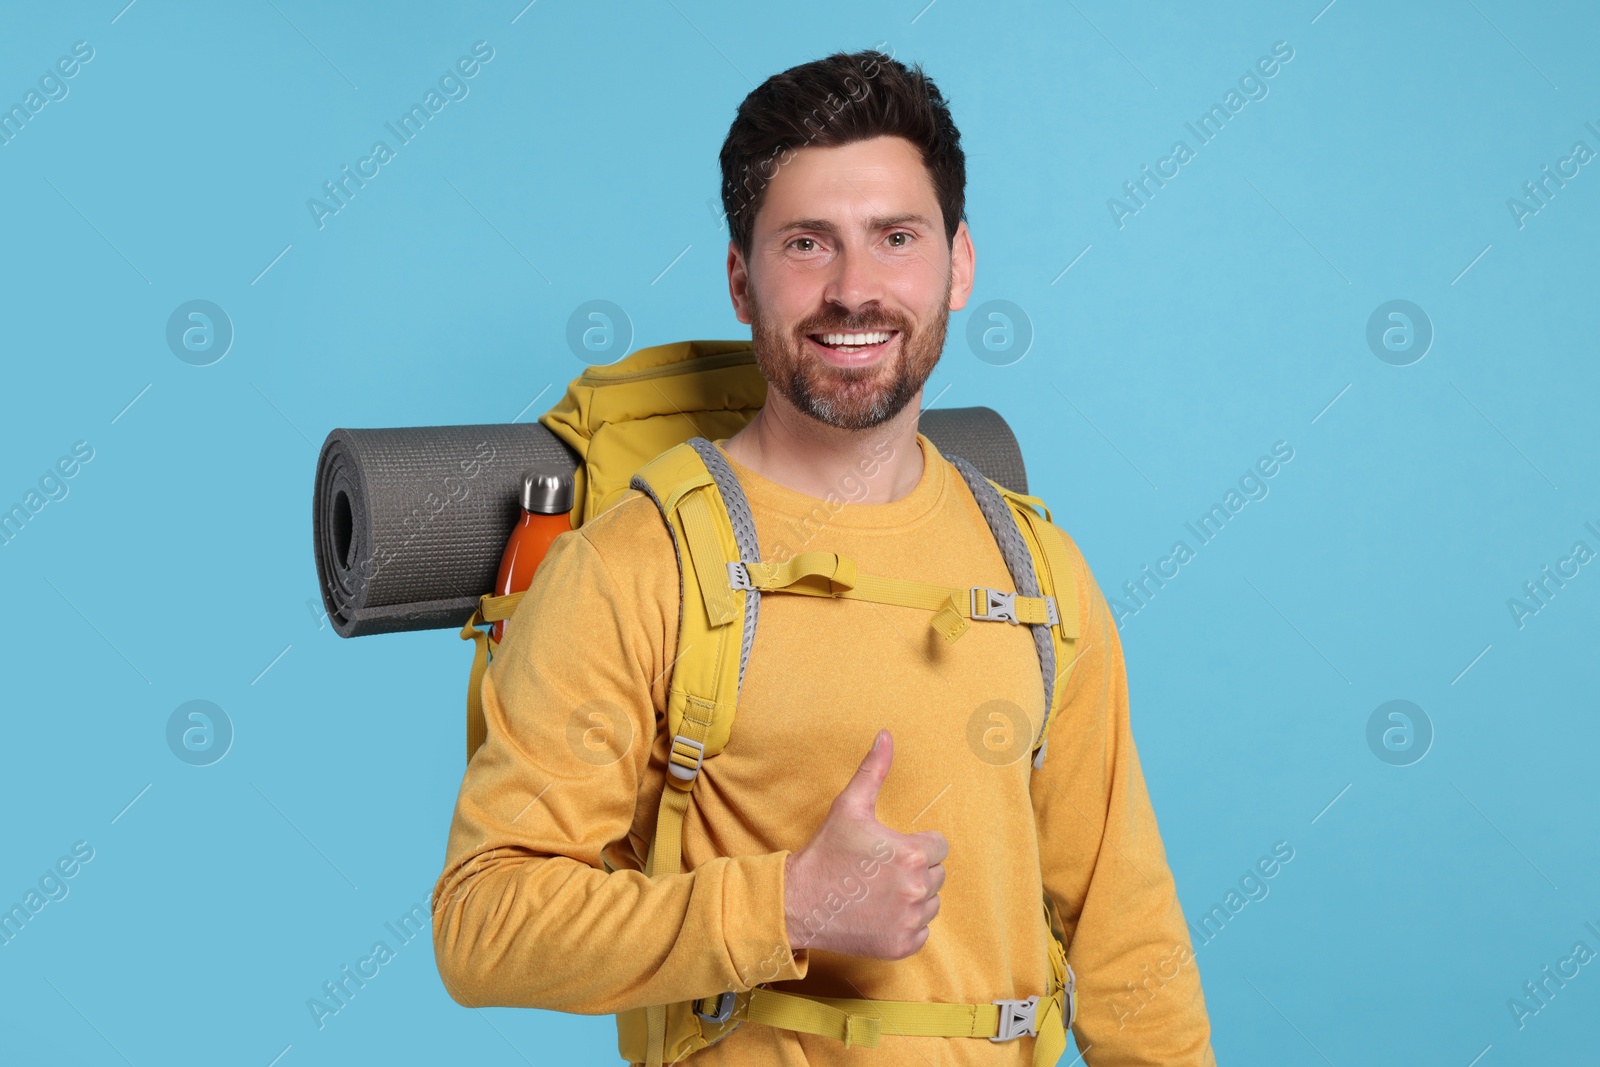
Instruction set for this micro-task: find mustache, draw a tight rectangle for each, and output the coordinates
[797,312,911,335]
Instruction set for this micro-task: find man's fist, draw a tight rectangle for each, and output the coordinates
[782,729,949,959]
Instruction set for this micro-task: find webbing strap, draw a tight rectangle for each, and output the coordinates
[746,987,885,1048]
[747,987,992,1044]
[709,917,1071,1064]
[644,1002,667,1067]
[644,775,691,878]
[642,784,694,1067]
[1006,489,1055,526]
[730,552,1057,642]
[460,591,528,763]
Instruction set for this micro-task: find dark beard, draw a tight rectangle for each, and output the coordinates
[748,276,950,431]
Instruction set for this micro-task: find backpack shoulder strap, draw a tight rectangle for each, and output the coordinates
[627,437,760,875]
[946,456,1081,770]
[626,437,762,1066]
[1000,484,1082,769]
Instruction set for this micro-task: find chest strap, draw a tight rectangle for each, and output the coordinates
[720,551,1058,643]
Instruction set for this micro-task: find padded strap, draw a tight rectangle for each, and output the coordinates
[686,438,763,694]
[1003,497,1079,646]
[680,491,739,627]
[628,442,755,1067]
[947,454,1057,736]
[994,486,1083,769]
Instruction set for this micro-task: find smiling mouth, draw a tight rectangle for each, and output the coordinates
[807,329,898,353]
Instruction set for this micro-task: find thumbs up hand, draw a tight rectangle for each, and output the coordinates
[782,730,949,959]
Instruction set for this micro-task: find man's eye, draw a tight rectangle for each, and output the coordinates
[791,238,817,252]
[887,232,910,247]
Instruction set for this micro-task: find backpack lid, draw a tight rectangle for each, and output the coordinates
[539,340,769,524]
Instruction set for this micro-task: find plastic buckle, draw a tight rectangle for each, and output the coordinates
[971,587,1018,624]
[1043,595,1060,627]
[668,734,705,782]
[695,990,736,1024]
[727,561,753,591]
[991,995,1039,1041]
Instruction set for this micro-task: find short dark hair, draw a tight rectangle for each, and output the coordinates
[718,50,966,258]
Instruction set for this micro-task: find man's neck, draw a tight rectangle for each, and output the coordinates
[721,390,925,505]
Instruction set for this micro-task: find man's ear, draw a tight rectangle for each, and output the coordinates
[727,239,753,325]
[947,220,975,313]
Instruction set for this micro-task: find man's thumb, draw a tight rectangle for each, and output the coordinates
[840,729,892,813]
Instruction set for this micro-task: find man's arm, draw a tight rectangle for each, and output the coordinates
[1030,526,1215,1065]
[431,499,809,1014]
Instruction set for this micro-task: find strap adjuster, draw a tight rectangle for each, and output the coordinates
[971,587,1059,627]
[972,587,1018,624]
[695,990,736,1023]
[668,734,705,781]
[727,561,753,591]
[990,994,1039,1040]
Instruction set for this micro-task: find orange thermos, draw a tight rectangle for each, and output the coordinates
[491,466,575,643]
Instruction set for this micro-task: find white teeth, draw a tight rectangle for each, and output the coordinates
[819,331,891,347]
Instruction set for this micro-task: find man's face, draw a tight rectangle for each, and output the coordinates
[728,135,974,431]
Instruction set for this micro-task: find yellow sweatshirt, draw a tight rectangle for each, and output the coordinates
[432,432,1215,1065]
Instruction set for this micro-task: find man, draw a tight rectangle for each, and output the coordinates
[433,50,1215,1065]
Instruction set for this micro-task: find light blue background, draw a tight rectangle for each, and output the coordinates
[2,1,1596,1064]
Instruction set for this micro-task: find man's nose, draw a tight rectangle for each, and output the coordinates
[821,243,887,315]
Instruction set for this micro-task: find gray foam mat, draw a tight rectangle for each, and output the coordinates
[312,408,1026,638]
[313,423,578,637]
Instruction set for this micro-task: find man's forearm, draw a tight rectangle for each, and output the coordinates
[433,844,806,1014]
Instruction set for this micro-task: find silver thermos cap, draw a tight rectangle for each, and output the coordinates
[521,467,575,514]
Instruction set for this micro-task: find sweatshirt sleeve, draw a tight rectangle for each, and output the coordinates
[431,497,810,1014]
[1030,526,1216,1065]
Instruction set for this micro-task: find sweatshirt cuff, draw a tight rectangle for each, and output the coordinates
[725,850,809,988]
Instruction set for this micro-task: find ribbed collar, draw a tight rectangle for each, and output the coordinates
[711,432,948,531]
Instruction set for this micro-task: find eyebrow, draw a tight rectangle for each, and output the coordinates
[773,212,934,236]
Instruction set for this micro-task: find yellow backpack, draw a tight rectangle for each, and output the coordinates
[459,340,1083,1066]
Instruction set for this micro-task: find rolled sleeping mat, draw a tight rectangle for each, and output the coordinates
[920,406,1028,497]
[312,424,579,638]
[312,407,1027,638]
